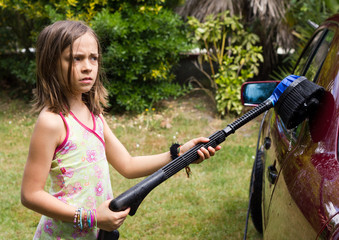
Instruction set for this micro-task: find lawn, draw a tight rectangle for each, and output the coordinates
[0,91,263,240]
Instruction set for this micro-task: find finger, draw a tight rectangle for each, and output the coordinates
[114,213,128,229]
[201,147,211,159]
[118,217,126,225]
[196,149,205,163]
[116,207,130,218]
[207,146,216,156]
[209,145,222,153]
[116,220,124,229]
[198,147,210,162]
[123,207,130,215]
[197,137,210,143]
[190,137,209,147]
[199,147,210,159]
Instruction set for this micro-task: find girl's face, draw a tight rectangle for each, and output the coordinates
[59,32,99,97]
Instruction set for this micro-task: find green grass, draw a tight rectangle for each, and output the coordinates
[0,92,262,240]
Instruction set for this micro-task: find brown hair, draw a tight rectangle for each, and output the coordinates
[32,20,108,115]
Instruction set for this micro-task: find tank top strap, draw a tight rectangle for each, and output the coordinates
[54,112,70,157]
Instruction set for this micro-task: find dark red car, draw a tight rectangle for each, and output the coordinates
[241,14,339,239]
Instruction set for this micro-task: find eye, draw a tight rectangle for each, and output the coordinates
[73,56,81,62]
[91,56,98,61]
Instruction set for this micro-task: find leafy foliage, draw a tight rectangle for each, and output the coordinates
[0,0,107,90]
[187,11,263,115]
[91,7,191,112]
[0,0,190,113]
[270,0,338,80]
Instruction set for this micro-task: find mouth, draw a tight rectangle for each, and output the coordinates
[80,77,93,83]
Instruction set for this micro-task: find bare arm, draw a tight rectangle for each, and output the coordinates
[101,115,221,179]
[21,110,76,222]
[21,110,128,231]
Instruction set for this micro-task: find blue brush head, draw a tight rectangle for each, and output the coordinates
[268,75,301,106]
[271,75,325,129]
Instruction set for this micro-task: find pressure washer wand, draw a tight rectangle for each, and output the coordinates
[98,75,325,239]
[106,97,273,219]
[107,75,313,218]
[103,76,325,222]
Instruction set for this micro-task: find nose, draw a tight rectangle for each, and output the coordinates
[81,59,92,73]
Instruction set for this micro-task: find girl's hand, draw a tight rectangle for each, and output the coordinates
[179,137,221,164]
[96,199,130,231]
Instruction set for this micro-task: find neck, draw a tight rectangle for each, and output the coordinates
[66,93,86,112]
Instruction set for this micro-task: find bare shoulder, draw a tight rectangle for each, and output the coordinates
[32,108,66,146]
[35,108,64,132]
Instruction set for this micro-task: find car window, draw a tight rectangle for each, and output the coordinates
[294,29,334,83]
[293,30,326,76]
[280,29,334,140]
[304,31,334,82]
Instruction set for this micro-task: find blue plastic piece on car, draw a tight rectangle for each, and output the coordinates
[268,75,301,106]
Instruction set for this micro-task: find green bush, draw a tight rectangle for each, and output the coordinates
[0,0,190,113]
[0,0,49,90]
[91,7,191,112]
[187,11,263,116]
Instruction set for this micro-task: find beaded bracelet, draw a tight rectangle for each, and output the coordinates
[74,208,97,231]
[93,209,97,229]
[80,208,83,230]
[84,210,87,229]
[73,208,79,228]
[87,209,91,229]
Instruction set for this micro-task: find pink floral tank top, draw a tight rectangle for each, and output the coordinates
[34,112,113,239]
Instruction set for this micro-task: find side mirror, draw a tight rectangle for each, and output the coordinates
[241,81,280,106]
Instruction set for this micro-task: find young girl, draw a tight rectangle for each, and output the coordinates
[21,20,221,239]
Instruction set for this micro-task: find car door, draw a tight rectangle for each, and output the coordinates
[262,25,337,239]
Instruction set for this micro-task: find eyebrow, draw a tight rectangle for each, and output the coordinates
[72,52,99,56]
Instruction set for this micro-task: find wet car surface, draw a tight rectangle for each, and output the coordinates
[242,14,339,239]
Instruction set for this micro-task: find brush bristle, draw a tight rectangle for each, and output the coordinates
[275,77,325,129]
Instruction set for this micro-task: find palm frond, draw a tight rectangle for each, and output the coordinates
[176,0,243,21]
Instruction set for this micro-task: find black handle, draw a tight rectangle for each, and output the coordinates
[97,229,119,240]
[162,130,226,179]
[98,99,275,239]
[225,99,273,133]
[109,169,167,215]
[108,99,274,216]
[109,129,227,216]
[98,129,229,239]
